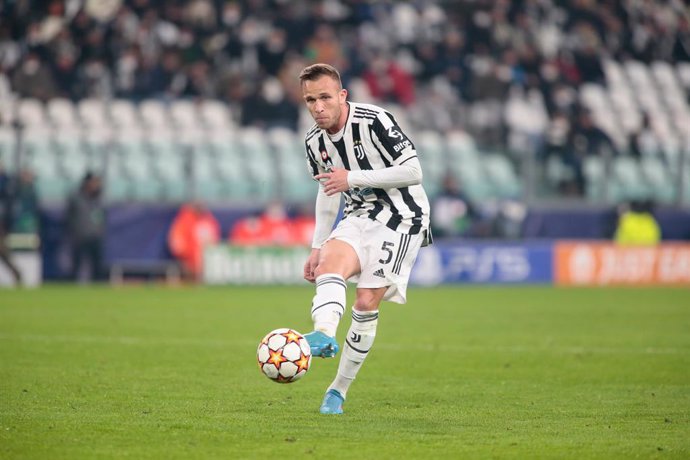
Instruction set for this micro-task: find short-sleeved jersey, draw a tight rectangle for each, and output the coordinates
[305,102,431,240]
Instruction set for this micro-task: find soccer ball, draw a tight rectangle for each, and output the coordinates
[257,328,312,383]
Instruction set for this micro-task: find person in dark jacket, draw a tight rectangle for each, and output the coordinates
[0,162,22,286]
[66,172,106,282]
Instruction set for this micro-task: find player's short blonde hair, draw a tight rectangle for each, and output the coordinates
[298,63,342,88]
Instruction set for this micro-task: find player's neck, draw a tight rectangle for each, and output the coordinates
[326,102,350,135]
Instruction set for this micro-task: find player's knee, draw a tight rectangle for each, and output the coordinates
[314,251,357,279]
[353,291,382,312]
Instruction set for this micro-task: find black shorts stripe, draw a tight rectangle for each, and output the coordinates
[393,234,411,275]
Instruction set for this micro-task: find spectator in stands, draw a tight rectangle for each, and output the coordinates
[288,205,316,247]
[167,201,220,281]
[431,174,484,238]
[241,77,300,130]
[11,52,59,101]
[229,202,293,247]
[228,211,268,246]
[1,0,688,203]
[563,109,619,196]
[672,15,690,62]
[628,113,660,159]
[9,168,39,234]
[614,200,661,246]
[66,172,106,283]
[362,53,416,106]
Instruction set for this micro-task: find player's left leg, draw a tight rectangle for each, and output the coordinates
[306,238,360,358]
[320,286,386,414]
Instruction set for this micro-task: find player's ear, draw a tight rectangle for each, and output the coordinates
[340,88,348,102]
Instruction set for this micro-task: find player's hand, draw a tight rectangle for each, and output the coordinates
[314,168,349,196]
[303,248,320,283]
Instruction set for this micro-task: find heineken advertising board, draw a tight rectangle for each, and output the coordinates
[203,245,311,285]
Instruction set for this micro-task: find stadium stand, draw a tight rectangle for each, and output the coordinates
[0,0,688,207]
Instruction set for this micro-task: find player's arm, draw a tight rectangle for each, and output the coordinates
[347,157,422,188]
[311,185,340,249]
[303,140,340,282]
[350,110,423,188]
[304,186,340,282]
[315,158,423,195]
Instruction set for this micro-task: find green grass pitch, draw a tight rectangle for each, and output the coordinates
[1,285,689,459]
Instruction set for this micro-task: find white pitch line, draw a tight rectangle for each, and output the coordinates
[0,333,686,356]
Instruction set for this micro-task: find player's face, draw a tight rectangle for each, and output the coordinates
[302,76,348,134]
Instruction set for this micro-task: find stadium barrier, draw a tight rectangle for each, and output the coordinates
[202,241,690,287]
[38,203,690,284]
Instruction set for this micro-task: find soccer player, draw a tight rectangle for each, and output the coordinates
[299,63,432,414]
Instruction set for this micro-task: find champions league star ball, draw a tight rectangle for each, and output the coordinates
[257,328,312,383]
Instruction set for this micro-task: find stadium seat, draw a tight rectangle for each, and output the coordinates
[102,164,131,203]
[602,59,625,86]
[139,99,172,133]
[237,128,277,200]
[170,100,202,132]
[149,137,188,201]
[416,130,447,198]
[203,138,253,200]
[53,132,90,182]
[188,143,226,202]
[611,156,648,201]
[17,98,48,129]
[0,127,17,171]
[22,135,71,201]
[109,99,140,131]
[77,98,109,130]
[266,128,310,201]
[199,100,234,133]
[0,96,15,127]
[483,153,521,199]
[110,136,162,201]
[579,83,608,111]
[445,130,479,164]
[676,62,690,91]
[46,98,79,131]
[583,156,606,201]
[640,156,675,203]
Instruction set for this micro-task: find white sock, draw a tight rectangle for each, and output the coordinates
[328,309,379,399]
[311,273,347,337]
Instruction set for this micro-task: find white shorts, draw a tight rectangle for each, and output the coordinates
[326,215,425,304]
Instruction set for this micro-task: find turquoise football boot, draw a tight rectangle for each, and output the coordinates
[304,330,339,358]
[319,389,344,415]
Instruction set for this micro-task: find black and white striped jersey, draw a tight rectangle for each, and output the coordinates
[304,102,431,240]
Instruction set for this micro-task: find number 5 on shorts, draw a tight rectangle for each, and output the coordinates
[379,241,395,264]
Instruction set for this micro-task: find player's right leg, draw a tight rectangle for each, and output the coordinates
[306,238,360,358]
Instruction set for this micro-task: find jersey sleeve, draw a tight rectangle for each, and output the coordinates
[370,112,418,165]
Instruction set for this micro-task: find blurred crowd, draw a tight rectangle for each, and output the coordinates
[1,0,688,137]
[0,0,688,269]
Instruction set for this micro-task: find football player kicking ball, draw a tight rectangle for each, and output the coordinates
[299,64,432,414]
